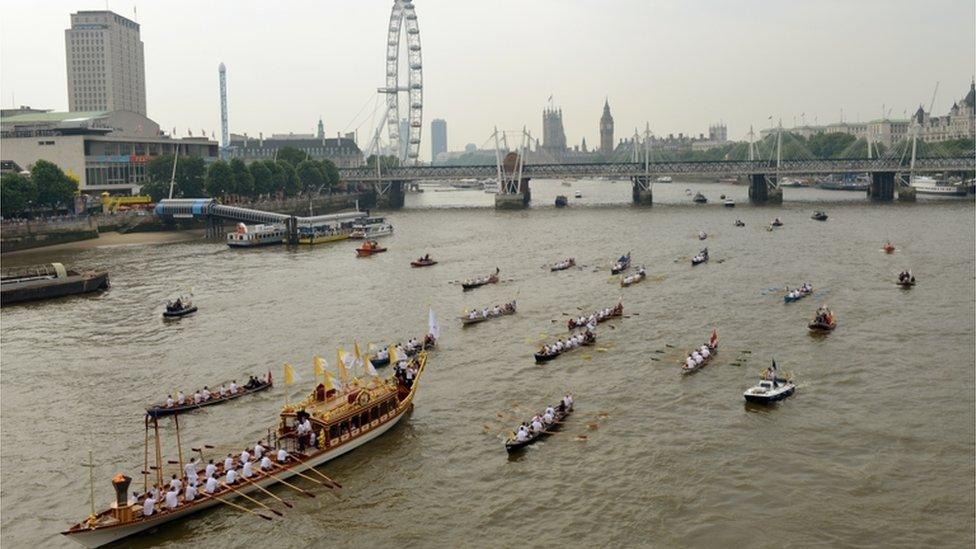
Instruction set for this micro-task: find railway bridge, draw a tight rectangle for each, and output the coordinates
[338,156,974,208]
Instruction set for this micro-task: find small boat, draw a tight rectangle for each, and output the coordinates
[460,300,516,326]
[657,176,673,183]
[691,248,709,266]
[784,283,813,303]
[1,262,109,306]
[411,256,437,268]
[883,242,895,254]
[771,218,784,227]
[505,399,573,453]
[744,362,795,404]
[723,198,735,207]
[693,192,708,204]
[163,296,197,318]
[555,195,568,207]
[567,302,623,330]
[808,306,836,332]
[370,335,436,367]
[461,268,500,291]
[698,231,707,240]
[681,330,719,374]
[610,252,631,274]
[811,211,828,221]
[550,258,576,272]
[146,373,273,418]
[620,266,646,287]
[226,223,286,248]
[534,330,595,363]
[720,194,726,199]
[349,217,394,239]
[574,191,582,199]
[733,220,745,227]
[897,271,916,288]
[561,181,572,187]
[355,240,387,257]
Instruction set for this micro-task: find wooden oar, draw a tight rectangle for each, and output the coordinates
[221,481,283,517]
[239,473,293,509]
[284,452,342,488]
[198,490,273,521]
[262,471,317,498]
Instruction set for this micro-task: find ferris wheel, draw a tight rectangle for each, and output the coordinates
[376,0,423,165]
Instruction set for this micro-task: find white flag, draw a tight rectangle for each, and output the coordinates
[428,308,440,340]
[365,357,378,377]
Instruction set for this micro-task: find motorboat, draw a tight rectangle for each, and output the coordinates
[723,198,735,207]
[555,195,568,208]
[226,223,286,247]
[693,192,707,204]
[811,211,828,221]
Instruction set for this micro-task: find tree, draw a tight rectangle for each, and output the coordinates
[278,161,301,197]
[1,172,37,218]
[146,154,207,197]
[807,132,857,158]
[31,160,76,210]
[318,159,341,191]
[297,160,325,194]
[365,154,400,170]
[276,146,308,167]
[205,160,234,197]
[139,180,170,202]
[229,158,254,197]
[249,161,273,196]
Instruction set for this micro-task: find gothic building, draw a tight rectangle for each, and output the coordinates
[542,107,567,153]
[600,99,614,153]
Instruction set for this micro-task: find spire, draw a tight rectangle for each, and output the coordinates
[964,76,975,108]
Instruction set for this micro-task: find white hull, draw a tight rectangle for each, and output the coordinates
[912,186,968,196]
[65,409,408,548]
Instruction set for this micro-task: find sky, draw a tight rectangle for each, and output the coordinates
[1,0,974,159]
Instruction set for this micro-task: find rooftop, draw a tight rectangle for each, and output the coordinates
[0,110,108,124]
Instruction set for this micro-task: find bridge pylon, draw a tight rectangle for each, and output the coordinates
[632,176,653,205]
[493,128,531,210]
[749,175,782,204]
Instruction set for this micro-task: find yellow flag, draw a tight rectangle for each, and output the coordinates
[313,356,325,378]
[336,348,349,384]
[325,371,339,392]
[354,341,363,362]
[283,363,295,385]
[388,344,398,364]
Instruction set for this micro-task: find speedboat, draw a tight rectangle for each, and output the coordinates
[693,192,707,204]
[811,211,828,221]
[808,307,836,332]
[723,198,735,207]
[698,231,707,240]
[611,253,631,274]
[744,377,796,404]
[733,220,745,227]
[411,256,437,268]
[771,218,784,227]
[897,271,916,288]
[355,240,387,257]
[574,191,582,199]
[163,296,197,318]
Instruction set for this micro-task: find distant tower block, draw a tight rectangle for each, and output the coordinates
[600,98,614,153]
[219,62,229,157]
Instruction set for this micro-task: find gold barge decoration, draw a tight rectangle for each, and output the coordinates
[62,351,429,548]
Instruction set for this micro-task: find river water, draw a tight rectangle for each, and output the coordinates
[2,180,974,548]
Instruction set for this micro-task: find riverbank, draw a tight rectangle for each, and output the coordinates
[1,230,204,261]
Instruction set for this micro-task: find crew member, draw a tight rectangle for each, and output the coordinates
[204,475,218,494]
[184,482,197,502]
[142,494,156,516]
[164,488,179,510]
[277,448,288,464]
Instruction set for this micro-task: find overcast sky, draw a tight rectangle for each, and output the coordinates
[2,0,974,158]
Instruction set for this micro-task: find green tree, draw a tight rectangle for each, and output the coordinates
[31,160,76,210]
[139,180,170,202]
[807,132,857,158]
[249,161,273,196]
[276,146,308,167]
[229,158,254,196]
[318,159,341,191]
[365,154,400,169]
[146,155,207,197]
[278,161,301,197]
[205,160,234,197]
[297,160,325,193]
[0,172,37,218]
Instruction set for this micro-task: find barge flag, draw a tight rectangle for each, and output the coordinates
[313,356,326,379]
[283,363,298,385]
[337,348,350,384]
[428,308,440,339]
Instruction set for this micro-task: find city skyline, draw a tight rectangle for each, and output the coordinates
[1,0,974,160]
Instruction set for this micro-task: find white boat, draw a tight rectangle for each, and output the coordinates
[656,176,673,183]
[574,191,582,198]
[743,377,795,403]
[349,217,394,239]
[723,198,735,207]
[226,223,286,248]
[910,175,968,196]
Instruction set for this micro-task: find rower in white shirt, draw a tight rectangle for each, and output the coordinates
[563,394,574,408]
[242,460,254,479]
[204,476,218,494]
[204,460,216,479]
[239,449,251,465]
[692,351,703,365]
[543,410,554,423]
[165,395,175,408]
[183,458,197,483]
[229,381,239,395]
[700,345,710,359]
[277,448,288,463]
[223,454,234,473]
[193,391,202,404]
[218,384,227,397]
[168,475,182,492]
[143,495,156,516]
[184,482,197,502]
[177,391,186,405]
[515,429,528,442]
[201,387,211,400]
[225,468,237,485]
[164,489,179,510]
[253,442,265,460]
[685,356,696,369]
[260,455,273,471]
[531,418,544,432]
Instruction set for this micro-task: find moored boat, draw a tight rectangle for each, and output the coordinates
[355,240,387,257]
[460,300,516,326]
[910,175,969,196]
[226,223,286,248]
[574,191,582,199]
[691,248,709,266]
[657,176,673,183]
[63,351,430,548]
[680,330,719,374]
[550,258,575,272]
[534,329,595,363]
[461,268,500,291]
[610,252,631,274]
[146,374,273,418]
[567,302,623,330]
[0,263,109,306]
[620,266,646,287]
[349,217,394,239]
[505,396,574,453]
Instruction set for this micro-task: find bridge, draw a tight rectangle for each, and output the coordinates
[339,156,975,208]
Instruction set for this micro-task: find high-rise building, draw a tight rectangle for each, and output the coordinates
[430,119,447,163]
[65,10,146,115]
[599,99,614,153]
[542,107,567,152]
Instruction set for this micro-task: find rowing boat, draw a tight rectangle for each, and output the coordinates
[610,253,631,274]
[461,269,500,291]
[504,403,573,452]
[460,300,516,326]
[784,285,813,303]
[567,302,623,330]
[550,258,575,272]
[534,330,595,363]
[680,330,719,374]
[691,248,709,266]
[369,335,435,367]
[63,352,429,548]
[621,267,646,287]
[146,376,273,418]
